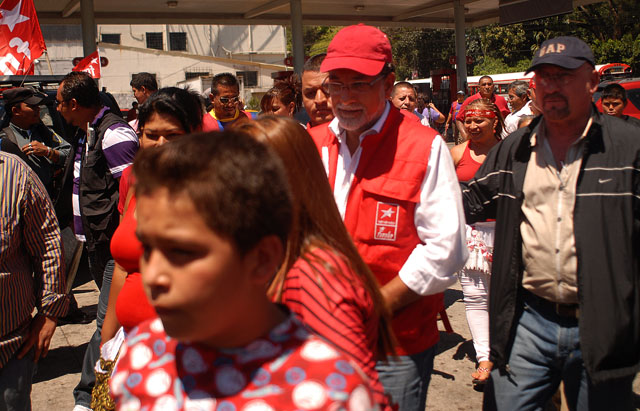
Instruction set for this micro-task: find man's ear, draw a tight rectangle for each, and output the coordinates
[69,98,79,111]
[588,69,600,95]
[383,72,396,99]
[246,235,284,286]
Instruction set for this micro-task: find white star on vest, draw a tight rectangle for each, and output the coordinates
[0,0,30,33]
[381,208,395,219]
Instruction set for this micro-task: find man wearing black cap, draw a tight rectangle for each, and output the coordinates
[1,87,71,199]
[462,36,639,409]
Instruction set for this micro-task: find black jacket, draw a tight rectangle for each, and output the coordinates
[462,110,640,383]
[79,111,130,248]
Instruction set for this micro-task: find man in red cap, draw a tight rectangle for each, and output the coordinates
[308,24,467,410]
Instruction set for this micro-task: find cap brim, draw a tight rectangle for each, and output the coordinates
[320,56,385,77]
[525,56,592,74]
[23,95,45,105]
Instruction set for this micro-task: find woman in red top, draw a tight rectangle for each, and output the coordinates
[450,98,503,385]
[101,88,203,343]
[235,116,396,410]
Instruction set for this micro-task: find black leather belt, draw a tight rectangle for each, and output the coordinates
[523,289,579,319]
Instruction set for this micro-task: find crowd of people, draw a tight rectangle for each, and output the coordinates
[0,24,638,411]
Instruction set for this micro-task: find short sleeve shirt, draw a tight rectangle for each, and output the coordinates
[111,314,378,410]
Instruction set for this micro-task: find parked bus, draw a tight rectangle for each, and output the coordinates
[466,63,631,97]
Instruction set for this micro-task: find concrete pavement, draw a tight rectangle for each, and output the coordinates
[31,280,639,410]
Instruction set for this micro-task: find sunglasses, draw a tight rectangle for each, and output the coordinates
[217,95,240,105]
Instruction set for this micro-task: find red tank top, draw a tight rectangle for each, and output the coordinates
[110,195,157,332]
[455,143,483,182]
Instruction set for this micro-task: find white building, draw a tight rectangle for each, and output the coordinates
[37,24,289,109]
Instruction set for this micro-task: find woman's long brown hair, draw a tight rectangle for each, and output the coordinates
[234,116,396,359]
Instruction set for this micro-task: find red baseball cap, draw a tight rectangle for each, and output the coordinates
[320,24,393,77]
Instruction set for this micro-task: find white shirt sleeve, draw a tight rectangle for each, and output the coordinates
[398,135,468,295]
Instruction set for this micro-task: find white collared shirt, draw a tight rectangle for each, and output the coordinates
[324,102,468,296]
[502,100,533,138]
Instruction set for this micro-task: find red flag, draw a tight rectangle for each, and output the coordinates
[0,0,46,75]
[72,50,101,79]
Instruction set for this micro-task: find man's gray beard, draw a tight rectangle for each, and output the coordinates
[335,104,370,131]
[336,113,369,131]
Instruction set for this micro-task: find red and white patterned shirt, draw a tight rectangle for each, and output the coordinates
[111,314,378,410]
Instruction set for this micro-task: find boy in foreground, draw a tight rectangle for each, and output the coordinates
[109,131,377,410]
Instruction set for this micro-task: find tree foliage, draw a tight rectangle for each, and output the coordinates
[287,0,640,76]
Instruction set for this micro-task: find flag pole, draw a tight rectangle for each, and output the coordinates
[19,57,35,87]
[45,49,54,75]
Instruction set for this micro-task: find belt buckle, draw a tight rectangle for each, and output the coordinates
[555,303,579,319]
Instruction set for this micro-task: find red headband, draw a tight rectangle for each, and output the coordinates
[464,109,497,119]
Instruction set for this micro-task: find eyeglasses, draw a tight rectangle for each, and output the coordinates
[321,75,385,96]
[217,95,240,105]
[534,72,574,88]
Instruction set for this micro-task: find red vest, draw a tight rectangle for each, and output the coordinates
[309,107,443,355]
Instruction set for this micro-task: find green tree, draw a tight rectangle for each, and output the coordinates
[285,26,340,58]
[385,27,455,80]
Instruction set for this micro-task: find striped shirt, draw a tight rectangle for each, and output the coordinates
[280,247,388,409]
[0,152,69,367]
[72,107,139,241]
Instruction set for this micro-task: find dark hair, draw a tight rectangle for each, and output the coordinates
[417,92,430,104]
[234,115,396,359]
[391,81,416,97]
[602,83,627,104]
[130,72,158,91]
[211,72,239,96]
[138,87,204,134]
[465,98,505,137]
[303,53,326,72]
[133,131,292,255]
[60,71,101,108]
[479,75,493,84]
[508,80,529,99]
[260,77,301,115]
[517,114,536,129]
[379,63,395,77]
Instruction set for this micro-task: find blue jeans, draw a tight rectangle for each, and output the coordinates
[483,292,635,411]
[0,349,35,411]
[73,256,113,408]
[375,345,436,411]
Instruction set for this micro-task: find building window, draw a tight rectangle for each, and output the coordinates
[236,71,258,87]
[185,71,210,80]
[101,33,120,44]
[169,32,187,51]
[146,32,163,50]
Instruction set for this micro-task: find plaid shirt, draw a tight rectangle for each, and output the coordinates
[0,152,69,367]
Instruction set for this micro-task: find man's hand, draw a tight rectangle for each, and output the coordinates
[17,314,57,362]
[21,141,49,157]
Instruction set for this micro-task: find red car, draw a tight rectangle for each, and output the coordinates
[594,78,640,120]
